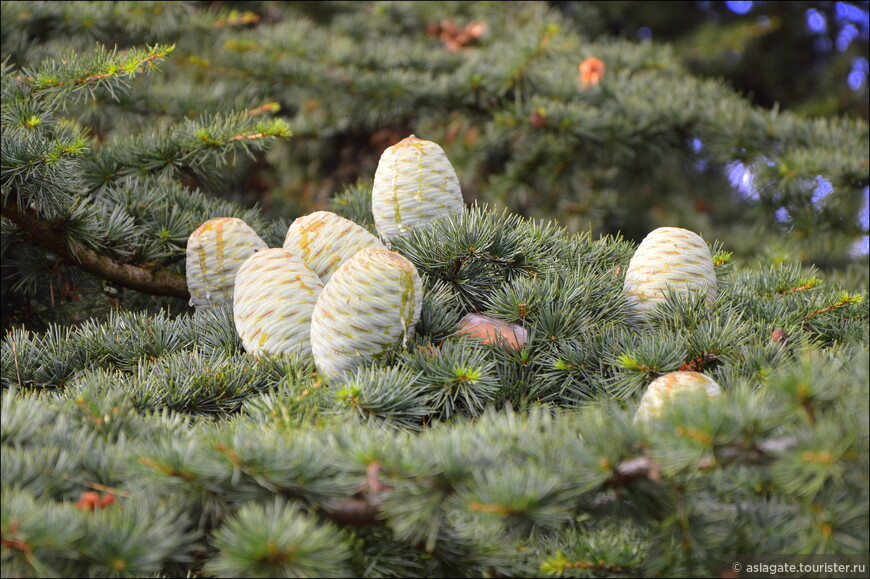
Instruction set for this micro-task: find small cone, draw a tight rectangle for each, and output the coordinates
[458,313,527,350]
[311,247,423,378]
[371,135,464,245]
[623,227,716,320]
[283,211,386,284]
[233,248,323,357]
[634,371,722,422]
[186,217,267,309]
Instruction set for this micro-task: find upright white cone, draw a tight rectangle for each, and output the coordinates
[233,248,323,357]
[186,217,267,309]
[371,134,464,245]
[311,247,423,378]
[623,227,717,320]
[634,371,722,422]
[283,211,386,284]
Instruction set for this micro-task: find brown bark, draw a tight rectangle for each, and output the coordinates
[323,498,381,526]
[2,195,190,299]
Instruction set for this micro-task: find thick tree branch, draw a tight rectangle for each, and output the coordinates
[2,195,190,299]
[321,438,800,527]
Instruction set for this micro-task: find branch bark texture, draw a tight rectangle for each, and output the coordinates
[2,195,190,299]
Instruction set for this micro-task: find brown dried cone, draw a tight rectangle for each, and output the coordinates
[459,313,528,351]
[623,227,717,320]
[311,247,423,378]
[634,371,722,422]
[371,134,465,245]
[186,217,267,309]
[233,248,323,357]
[283,211,386,284]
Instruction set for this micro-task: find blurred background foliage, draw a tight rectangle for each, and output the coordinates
[1,7,868,573]
[1,1,868,331]
[571,1,869,120]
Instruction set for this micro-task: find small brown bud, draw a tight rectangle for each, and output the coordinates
[76,491,115,511]
[578,57,605,90]
[417,344,441,357]
[430,19,487,51]
[76,491,101,511]
[528,108,547,129]
[771,328,789,344]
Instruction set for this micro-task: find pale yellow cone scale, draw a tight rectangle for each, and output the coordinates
[186,217,268,309]
[371,134,464,245]
[623,227,717,320]
[634,371,722,422]
[233,248,324,357]
[283,211,386,284]
[311,247,423,378]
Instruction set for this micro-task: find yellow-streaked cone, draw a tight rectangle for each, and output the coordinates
[186,217,267,309]
[283,211,386,284]
[233,248,323,357]
[371,134,464,245]
[634,371,722,422]
[311,248,423,378]
[623,227,716,320]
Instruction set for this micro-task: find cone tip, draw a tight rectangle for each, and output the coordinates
[191,216,246,236]
[391,134,427,149]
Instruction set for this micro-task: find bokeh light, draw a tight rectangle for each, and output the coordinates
[725,1,754,15]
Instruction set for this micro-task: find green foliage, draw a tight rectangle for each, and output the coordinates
[3,2,867,324]
[1,2,868,578]
[2,350,867,577]
[2,40,289,330]
[206,498,354,578]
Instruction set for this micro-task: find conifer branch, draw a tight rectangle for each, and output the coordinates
[1,4,867,575]
[2,193,189,299]
[776,282,819,295]
[541,551,640,577]
[185,57,255,79]
[565,561,636,574]
[212,11,261,28]
[15,44,176,107]
[9,339,24,389]
[320,437,800,528]
[1,536,32,557]
[24,47,173,90]
[246,102,281,117]
[803,294,863,320]
[75,481,133,499]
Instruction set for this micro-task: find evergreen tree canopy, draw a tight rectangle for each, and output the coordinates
[1,2,868,578]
